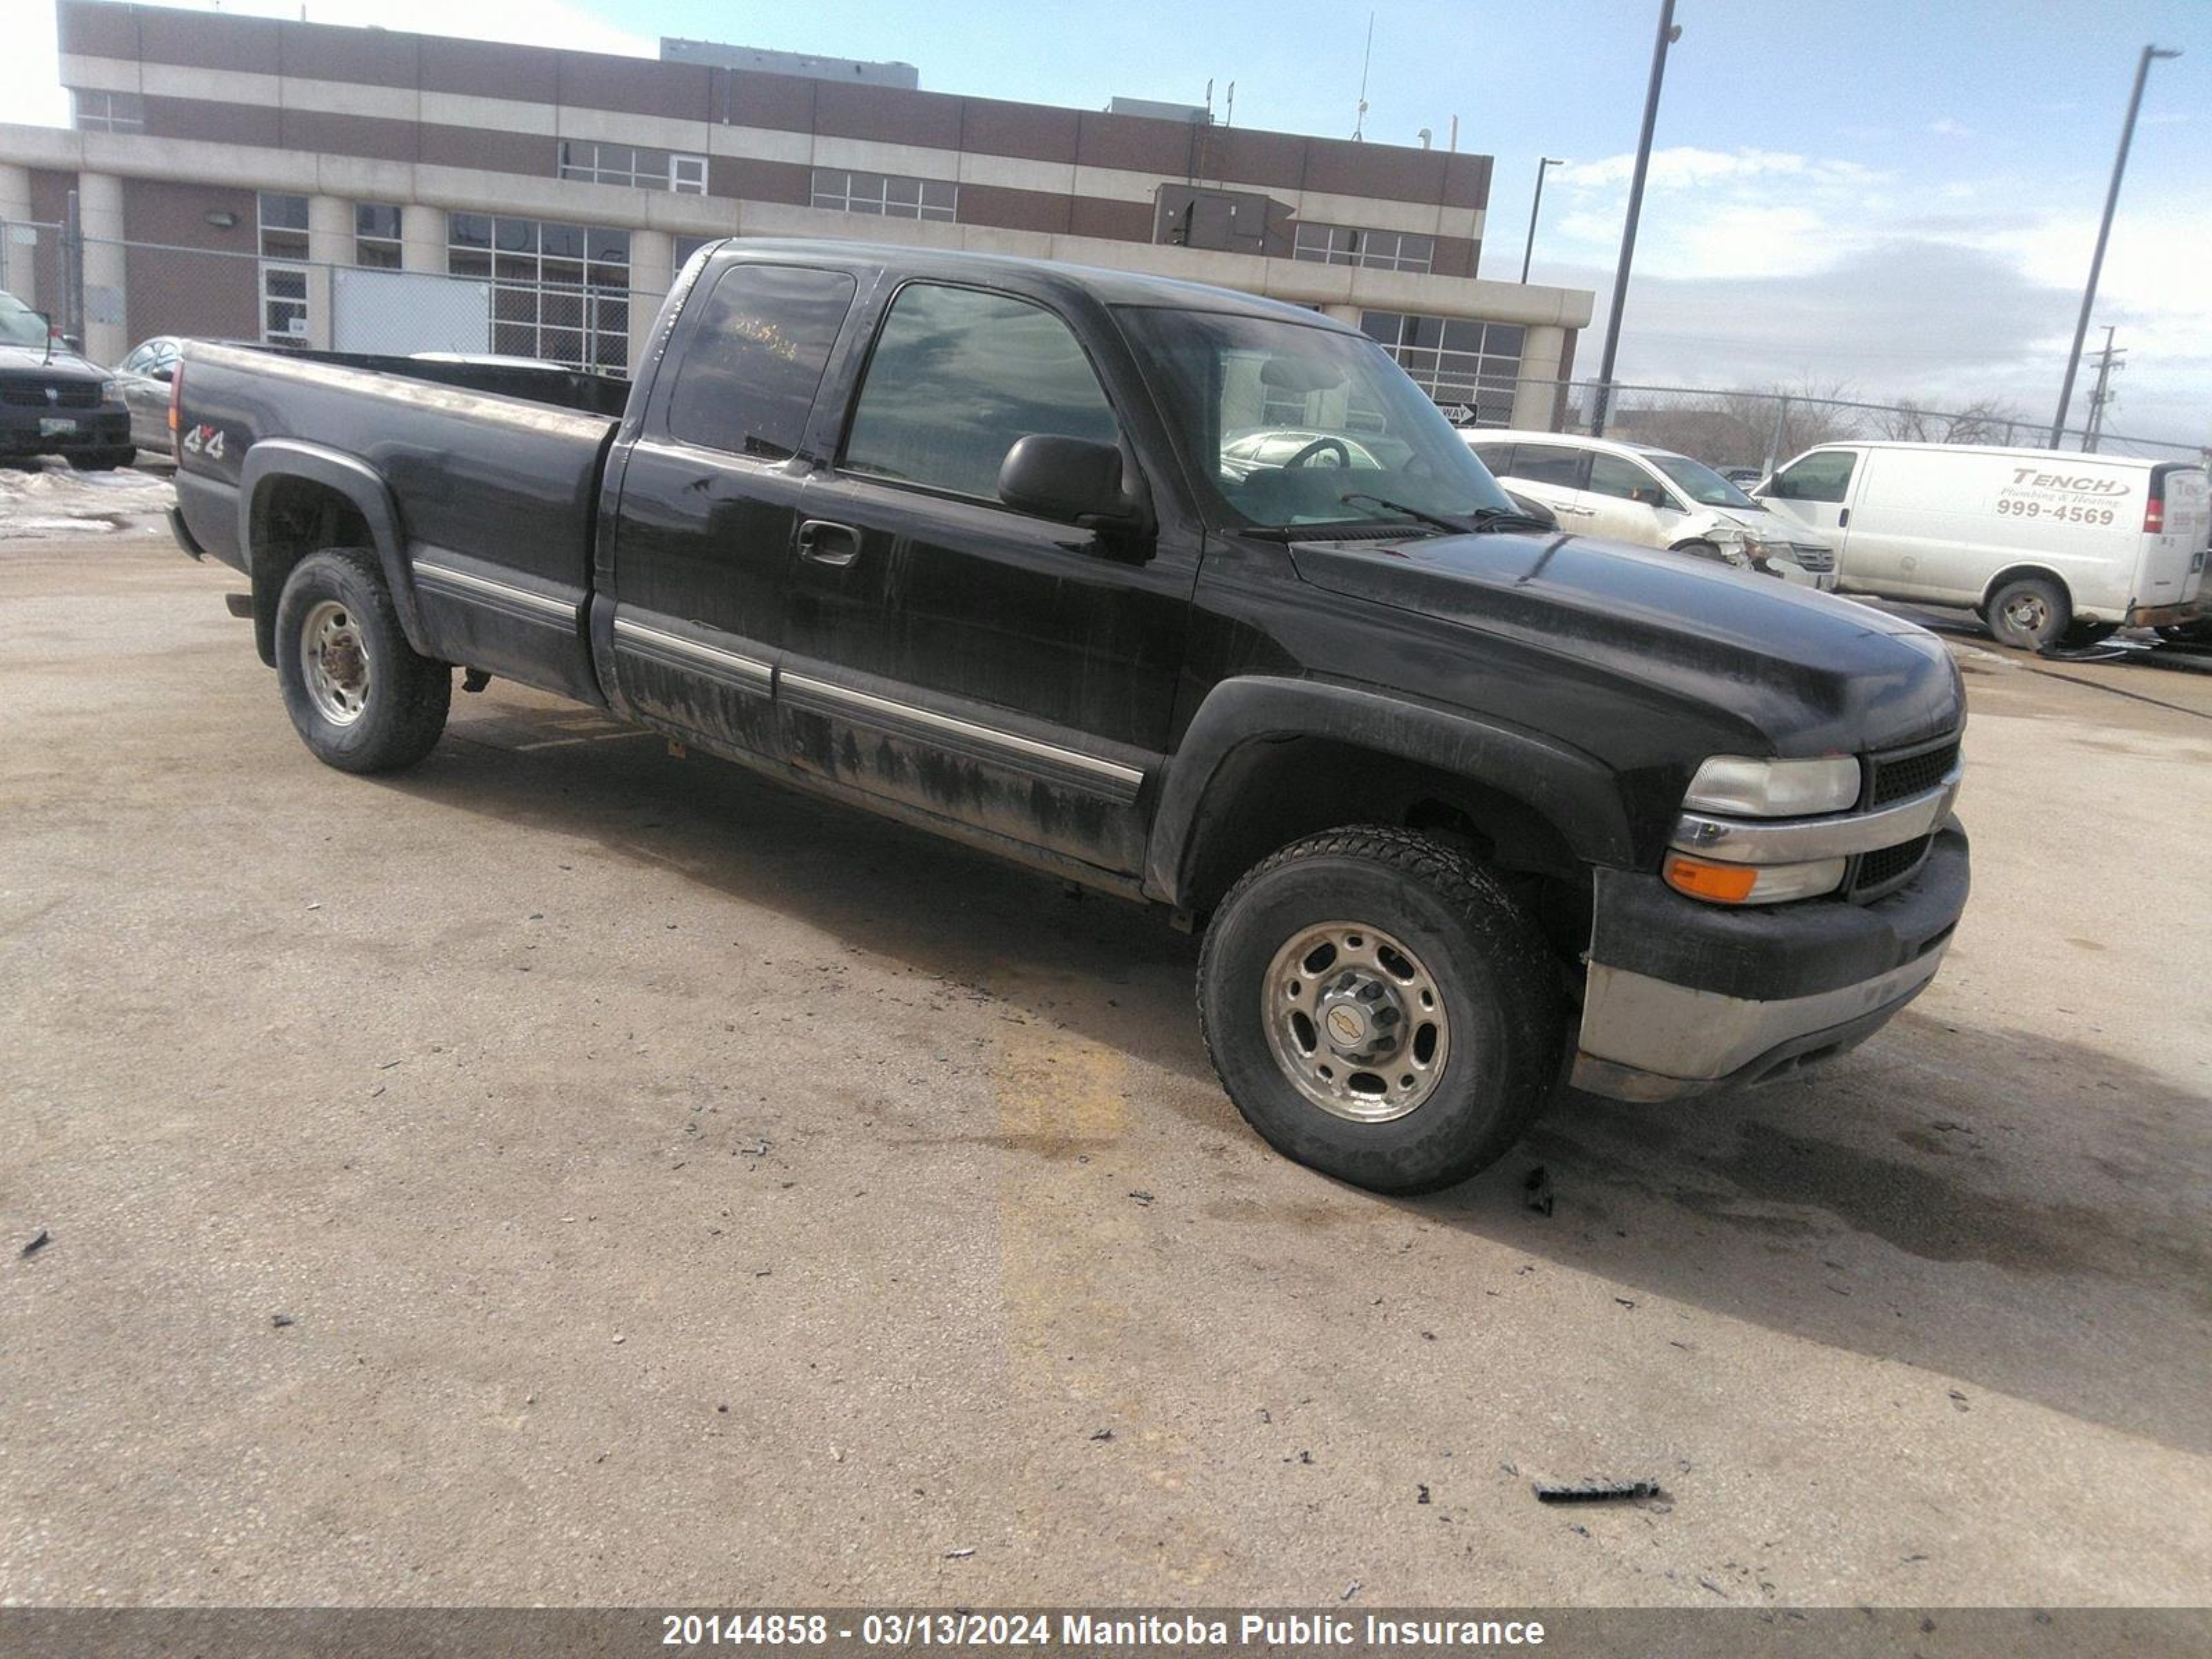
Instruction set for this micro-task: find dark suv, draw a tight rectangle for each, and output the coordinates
[0,292,134,469]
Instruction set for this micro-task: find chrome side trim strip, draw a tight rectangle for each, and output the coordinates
[413,561,578,622]
[781,671,1145,793]
[612,617,771,688]
[1671,767,1963,865]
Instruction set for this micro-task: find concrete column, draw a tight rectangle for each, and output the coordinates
[77,171,128,364]
[305,194,351,350]
[400,203,444,273]
[625,227,673,376]
[1508,323,1569,431]
[0,162,35,310]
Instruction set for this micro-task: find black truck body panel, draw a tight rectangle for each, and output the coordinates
[170,238,1972,1105]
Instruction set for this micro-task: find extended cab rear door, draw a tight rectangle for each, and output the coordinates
[600,260,859,760]
[776,279,1193,879]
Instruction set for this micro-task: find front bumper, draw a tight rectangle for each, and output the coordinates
[1572,821,1968,1101]
[0,404,130,456]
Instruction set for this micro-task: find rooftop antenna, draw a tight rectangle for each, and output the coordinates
[1417,127,1432,149]
[1225,81,1235,127]
[1203,77,1214,123]
[1352,11,1374,141]
[1449,114,1459,152]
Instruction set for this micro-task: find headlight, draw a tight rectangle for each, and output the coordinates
[100,379,121,404]
[1684,754,1859,817]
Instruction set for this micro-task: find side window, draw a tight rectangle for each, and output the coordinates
[1512,444,1587,489]
[1588,453,1666,505]
[121,344,152,373]
[666,263,856,461]
[1468,442,1515,475]
[843,283,1118,501]
[1771,450,1857,503]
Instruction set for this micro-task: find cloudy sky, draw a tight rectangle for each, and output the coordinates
[9,0,2205,445]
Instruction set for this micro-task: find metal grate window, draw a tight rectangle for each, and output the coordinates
[1360,310,1523,426]
[258,193,311,344]
[447,213,632,372]
[1292,223,1434,274]
[809,168,956,222]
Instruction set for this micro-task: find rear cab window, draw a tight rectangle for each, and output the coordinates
[665,263,857,460]
[841,283,1119,502]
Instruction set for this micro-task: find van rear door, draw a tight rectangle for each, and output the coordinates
[2144,465,2211,614]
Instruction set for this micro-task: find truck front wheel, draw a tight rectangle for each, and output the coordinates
[1984,575,2070,650]
[274,547,451,773]
[1197,826,1564,1194]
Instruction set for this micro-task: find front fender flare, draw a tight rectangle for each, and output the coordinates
[238,439,431,662]
[1143,676,1633,906]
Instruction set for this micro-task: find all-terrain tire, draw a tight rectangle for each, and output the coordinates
[274,547,450,774]
[1197,826,1564,1194]
[1985,575,2070,650]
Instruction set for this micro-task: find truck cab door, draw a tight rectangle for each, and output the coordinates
[1759,448,1862,579]
[778,280,1192,879]
[600,261,859,760]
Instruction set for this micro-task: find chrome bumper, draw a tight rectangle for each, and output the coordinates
[1571,822,1968,1103]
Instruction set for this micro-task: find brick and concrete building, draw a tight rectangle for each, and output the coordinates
[0,0,1591,425]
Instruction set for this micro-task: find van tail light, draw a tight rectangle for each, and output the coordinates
[167,363,182,458]
[2144,494,2165,534]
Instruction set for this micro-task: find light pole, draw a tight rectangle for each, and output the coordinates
[1591,0,1680,438]
[2049,43,2180,449]
[1519,156,1564,283]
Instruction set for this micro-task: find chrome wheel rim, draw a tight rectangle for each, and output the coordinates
[2002,594,2050,635]
[301,599,371,725]
[1262,920,1450,1123]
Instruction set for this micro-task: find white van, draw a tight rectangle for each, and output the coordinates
[1465,431,1837,588]
[1756,442,2210,649]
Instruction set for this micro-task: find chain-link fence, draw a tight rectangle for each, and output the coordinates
[3,217,658,377]
[1527,379,2206,473]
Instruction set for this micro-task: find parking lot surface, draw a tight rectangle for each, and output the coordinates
[4,530,2209,1606]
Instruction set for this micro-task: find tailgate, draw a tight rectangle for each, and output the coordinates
[2157,467,2210,602]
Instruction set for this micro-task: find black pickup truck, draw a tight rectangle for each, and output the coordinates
[168,239,1969,1194]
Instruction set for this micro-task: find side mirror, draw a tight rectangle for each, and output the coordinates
[153,366,176,384]
[998,435,1138,529]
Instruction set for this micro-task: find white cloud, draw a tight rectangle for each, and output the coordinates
[1928,118,1974,138]
[1533,139,2212,445]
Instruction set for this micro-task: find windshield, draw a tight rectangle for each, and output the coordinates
[1645,449,1759,509]
[0,299,50,349]
[1117,306,1517,533]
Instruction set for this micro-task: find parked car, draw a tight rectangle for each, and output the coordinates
[1,290,133,469]
[1754,441,2211,650]
[167,240,1969,1195]
[113,335,188,454]
[1465,430,1837,588]
[1226,423,1556,527]
[1719,465,1765,488]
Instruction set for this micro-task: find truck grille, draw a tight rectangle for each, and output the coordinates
[0,379,102,409]
[1866,739,1960,807]
[1849,835,1932,898]
[1787,542,1834,572]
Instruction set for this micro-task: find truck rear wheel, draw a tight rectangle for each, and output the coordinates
[1985,575,2070,650]
[1197,826,1564,1194]
[274,547,451,773]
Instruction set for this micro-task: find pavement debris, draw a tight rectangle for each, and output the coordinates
[1089,1428,1115,1441]
[1128,1190,1155,1206]
[1417,1483,1432,1504]
[19,1228,51,1259]
[270,1313,295,1328]
[1522,1165,1554,1217]
[944,1548,975,1560]
[1533,1479,1662,1503]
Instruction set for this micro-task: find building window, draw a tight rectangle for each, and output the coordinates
[810,169,955,223]
[558,140,706,195]
[355,203,402,269]
[447,213,632,373]
[258,192,312,344]
[1293,224,1435,274]
[71,89,145,133]
[1360,311,1524,425]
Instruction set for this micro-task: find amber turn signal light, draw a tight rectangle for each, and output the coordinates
[1663,854,1759,904]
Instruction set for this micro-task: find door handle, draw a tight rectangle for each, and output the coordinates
[797,519,860,568]
[1838,507,1850,529]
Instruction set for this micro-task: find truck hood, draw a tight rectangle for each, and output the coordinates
[1287,529,1962,756]
[0,343,108,379]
